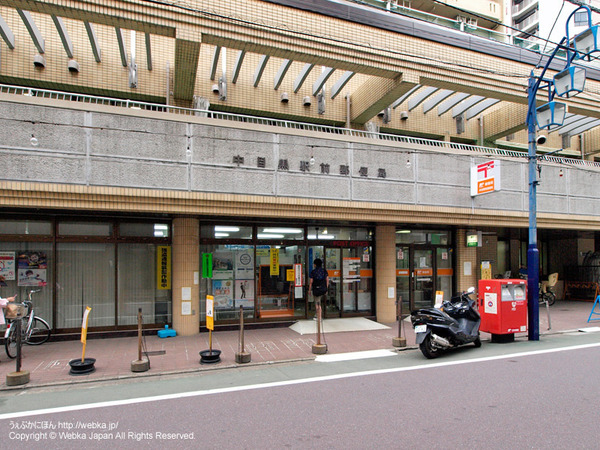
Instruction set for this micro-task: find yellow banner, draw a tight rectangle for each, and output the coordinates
[270,248,279,276]
[81,306,92,344]
[157,246,171,290]
[206,295,214,331]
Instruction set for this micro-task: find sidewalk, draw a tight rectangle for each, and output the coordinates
[0,301,597,390]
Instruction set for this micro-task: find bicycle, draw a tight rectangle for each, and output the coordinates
[4,289,51,359]
[539,272,558,307]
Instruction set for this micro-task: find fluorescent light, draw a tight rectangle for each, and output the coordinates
[308,234,335,240]
[215,232,229,237]
[262,228,303,234]
[154,224,169,230]
[396,230,411,234]
[257,233,284,239]
[215,226,240,232]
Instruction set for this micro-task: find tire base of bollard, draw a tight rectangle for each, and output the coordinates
[6,370,30,386]
[199,349,221,364]
[69,358,96,375]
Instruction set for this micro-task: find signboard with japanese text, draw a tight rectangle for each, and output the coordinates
[470,160,501,196]
[157,246,171,290]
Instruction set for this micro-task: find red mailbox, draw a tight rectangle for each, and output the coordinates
[478,279,527,342]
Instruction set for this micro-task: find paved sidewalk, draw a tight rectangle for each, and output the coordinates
[0,301,597,390]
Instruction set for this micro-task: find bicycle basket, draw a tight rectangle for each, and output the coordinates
[4,303,26,319]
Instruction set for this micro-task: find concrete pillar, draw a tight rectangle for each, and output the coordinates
[172,217,200,336]
[376,225,397,323]
[456,228,478,291]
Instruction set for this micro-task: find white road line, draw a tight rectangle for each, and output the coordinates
[315,349,397,362]
[2,341,600,420]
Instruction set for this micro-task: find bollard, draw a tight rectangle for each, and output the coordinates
[392,295,407,348]
[312,303,327,354]
[6,317,30,386]
[131,308,150,372]
[235,306,251,364]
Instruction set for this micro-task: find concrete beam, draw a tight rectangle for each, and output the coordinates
[351,73,419,125]
[174,38,201,101]
[483,103,527,141]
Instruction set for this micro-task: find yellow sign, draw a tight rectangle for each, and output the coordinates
[270,248,279,276]
[481,261,492,280]
[157,246,171,290]
[81,306,92,345]
[286,269,295,282]
[206,295,214,331]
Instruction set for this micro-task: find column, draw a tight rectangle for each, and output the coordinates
[375,225,397,323]
[172,217,200,336]
[456,228,478,291]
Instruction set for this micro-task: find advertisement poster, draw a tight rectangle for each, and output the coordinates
[213,279,233,309]
[0,252,16,281]
[212,250,234,280]
[235,279,254,308]
[18,251,47,287]
[235,250,254,280]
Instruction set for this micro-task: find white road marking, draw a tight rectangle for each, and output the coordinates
[2,341,600,420]
[315,349,397,362]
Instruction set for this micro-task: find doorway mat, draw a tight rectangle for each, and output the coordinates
[289,317,390,335]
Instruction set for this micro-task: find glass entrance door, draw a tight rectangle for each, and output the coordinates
[413,249,434,310]
[324,248,341,318]
[396,246,411,316]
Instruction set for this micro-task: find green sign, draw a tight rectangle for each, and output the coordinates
[202,253,213,278]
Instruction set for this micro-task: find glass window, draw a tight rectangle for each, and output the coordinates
[256,245,304,318]
[201,225,253,240]
[120,222,170,238]
[58,222,113,236]
[200,244,256,321]
[258,227,304,240]
[118,244,171,325]
[0,220,52,235]
[307,226,372,241]
[56,243,116,328]
[396,229,451,245]
[0,243,54,327]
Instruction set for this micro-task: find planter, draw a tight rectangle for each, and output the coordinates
[69,358,96,375]
[199,349,221,364]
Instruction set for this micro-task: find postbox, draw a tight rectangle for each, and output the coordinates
[478,279,527,342]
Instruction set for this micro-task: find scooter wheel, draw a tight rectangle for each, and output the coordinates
[473,337,482,348]
[419,334,441,359]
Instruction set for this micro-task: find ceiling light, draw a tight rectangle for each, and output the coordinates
[215,226,240,232]
[257,233,285,239]
[262,228,303,234]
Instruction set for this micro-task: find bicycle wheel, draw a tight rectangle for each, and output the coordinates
[26,317,51,345]
[4,322,19,359]
[544,292,556,306]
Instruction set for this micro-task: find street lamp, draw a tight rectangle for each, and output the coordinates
[526,5,597,341]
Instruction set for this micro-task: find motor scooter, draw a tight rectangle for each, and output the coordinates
[410,287,481,359]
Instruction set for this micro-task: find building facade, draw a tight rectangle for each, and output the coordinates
[1,0,600,337]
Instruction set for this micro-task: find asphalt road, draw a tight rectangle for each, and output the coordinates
[1,332,599,449]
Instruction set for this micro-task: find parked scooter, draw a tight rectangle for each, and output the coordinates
[410,287,481,359]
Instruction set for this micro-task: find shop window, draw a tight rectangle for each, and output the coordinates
[257,227,304,240]
[118,244,172,325]
[0,220,52,235]
[59,222,113,236]
[0,243,53,327]
[201,225,253,239]
[307,226,372,241]
[200,244,256,321]
[56,243,116,328]
[120,222,170,237]
[395,229,451,245]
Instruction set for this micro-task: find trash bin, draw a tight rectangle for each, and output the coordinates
[478,279,527,343]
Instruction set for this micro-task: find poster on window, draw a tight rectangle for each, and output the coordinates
[18,251,47,286]
[213,279,234,309]
[235,279,254,308]
[212,250,234,280]
[0,252,16,281]
[235,250,254,280]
